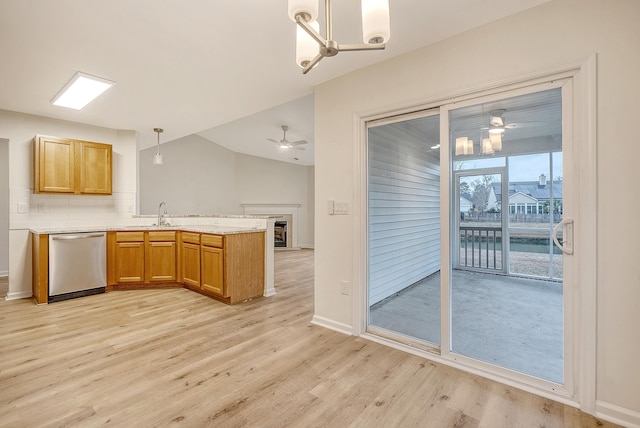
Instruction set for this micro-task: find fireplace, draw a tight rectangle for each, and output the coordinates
[242,204,300,249]
[274,220,287,248]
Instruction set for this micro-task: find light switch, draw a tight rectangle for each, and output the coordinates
[17,203,28,214]
[327,200,335,215]
[334,201,349,215]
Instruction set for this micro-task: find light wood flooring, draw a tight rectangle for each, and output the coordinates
[0,250,617,427]
[0,276,7,299]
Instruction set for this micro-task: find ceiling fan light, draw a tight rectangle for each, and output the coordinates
[288,0,318,22]
[296,20,320,68]
[489,126,505,134]
[481,138,494,155]
[362,0,390,44]
[490,133,502,151]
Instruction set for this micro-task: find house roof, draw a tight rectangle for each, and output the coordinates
[492,181,563,202]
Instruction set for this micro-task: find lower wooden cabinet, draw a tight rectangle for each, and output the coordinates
[107,230,176,286]
[116,241,145,283]
[112,232,145,283]
[107,229,264,304]
[180,242,201,287]
[146,231,176,282]
[201,245,224,296]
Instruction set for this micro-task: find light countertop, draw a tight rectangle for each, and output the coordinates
[30,225,265,235]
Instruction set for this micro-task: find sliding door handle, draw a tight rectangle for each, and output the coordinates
[552,218,574,255]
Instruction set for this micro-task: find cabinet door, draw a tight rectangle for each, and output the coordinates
[146,241,176,282]
[116,242,145,283]
[35,136,75,193]
[201,246,224,296]
[78,141,112,194]
[181,242,201,287]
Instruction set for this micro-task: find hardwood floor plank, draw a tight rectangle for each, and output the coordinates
[0,249,618,427]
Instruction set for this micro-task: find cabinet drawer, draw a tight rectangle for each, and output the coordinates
[116,231,144,242]
[201,234,223,248]
[148,231,176,242]
[182,232,200,245]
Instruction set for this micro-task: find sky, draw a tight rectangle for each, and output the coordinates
[455,151,563,182]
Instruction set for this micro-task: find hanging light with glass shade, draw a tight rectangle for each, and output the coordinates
[481,137,495,155]
[288,0,390,74]
[455,137,474,156]
[153,128,164,165]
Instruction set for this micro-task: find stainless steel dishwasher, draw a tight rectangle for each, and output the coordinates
[48,232,106,302]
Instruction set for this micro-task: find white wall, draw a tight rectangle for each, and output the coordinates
[313,0,639,423]
[139,134,236,215]
[0,109,138,298]
[139,137,315,248]
[235,153,314,248]
[0,139,9,276]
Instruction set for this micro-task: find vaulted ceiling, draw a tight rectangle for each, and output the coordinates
[0,0,550,165]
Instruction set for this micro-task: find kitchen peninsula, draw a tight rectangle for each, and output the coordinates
[31,215,275,305]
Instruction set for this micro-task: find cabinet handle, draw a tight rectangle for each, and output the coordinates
[51,233,105,240]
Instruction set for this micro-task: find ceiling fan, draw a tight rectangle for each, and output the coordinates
[484,109,541,134]
[268,125,308,150]
[485,109,515,134]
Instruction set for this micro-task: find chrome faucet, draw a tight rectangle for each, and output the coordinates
[157,201,169,226]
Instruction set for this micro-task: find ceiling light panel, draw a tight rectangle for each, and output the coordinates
[52,72,115,110]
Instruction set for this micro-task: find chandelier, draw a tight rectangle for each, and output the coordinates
[288,0,390,74]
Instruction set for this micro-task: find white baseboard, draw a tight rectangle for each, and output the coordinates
[5,291,32,301]
[596,400,640,428]
[310,315,353,336]
[263,287,277,297]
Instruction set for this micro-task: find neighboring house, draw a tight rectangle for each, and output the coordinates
[490,179,563,215]
[459,193,473,212]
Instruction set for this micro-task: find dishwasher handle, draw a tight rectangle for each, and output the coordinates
[51,233,105,240]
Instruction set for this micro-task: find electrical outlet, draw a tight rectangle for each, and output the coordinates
[17,203,28,214]
[341,280,351,295]
[38,203,48,213]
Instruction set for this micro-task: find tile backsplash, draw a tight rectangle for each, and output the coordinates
[9,187,136,230]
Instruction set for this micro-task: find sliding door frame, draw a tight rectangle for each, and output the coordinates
[353,56,596,413]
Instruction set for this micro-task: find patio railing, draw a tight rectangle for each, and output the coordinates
[459,226,502,270]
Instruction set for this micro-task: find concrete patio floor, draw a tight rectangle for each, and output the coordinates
[369,269,563,383]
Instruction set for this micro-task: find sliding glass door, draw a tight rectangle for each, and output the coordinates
[366,82,572,387]
[448,87,565,383]
[367,110,441,347]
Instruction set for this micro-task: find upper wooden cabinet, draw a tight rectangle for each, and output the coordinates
[34,134,112,195]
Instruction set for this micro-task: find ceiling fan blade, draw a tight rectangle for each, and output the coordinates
[289,139,308,146]
[506,121,546,129]
[267,138,279,143]
[292,146,305,151]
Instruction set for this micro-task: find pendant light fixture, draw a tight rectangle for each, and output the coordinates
[489,132,502,152]
[455,137,474,156]
[288,0,390,74]
[153,128,164,165]
[481,138,495,155]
